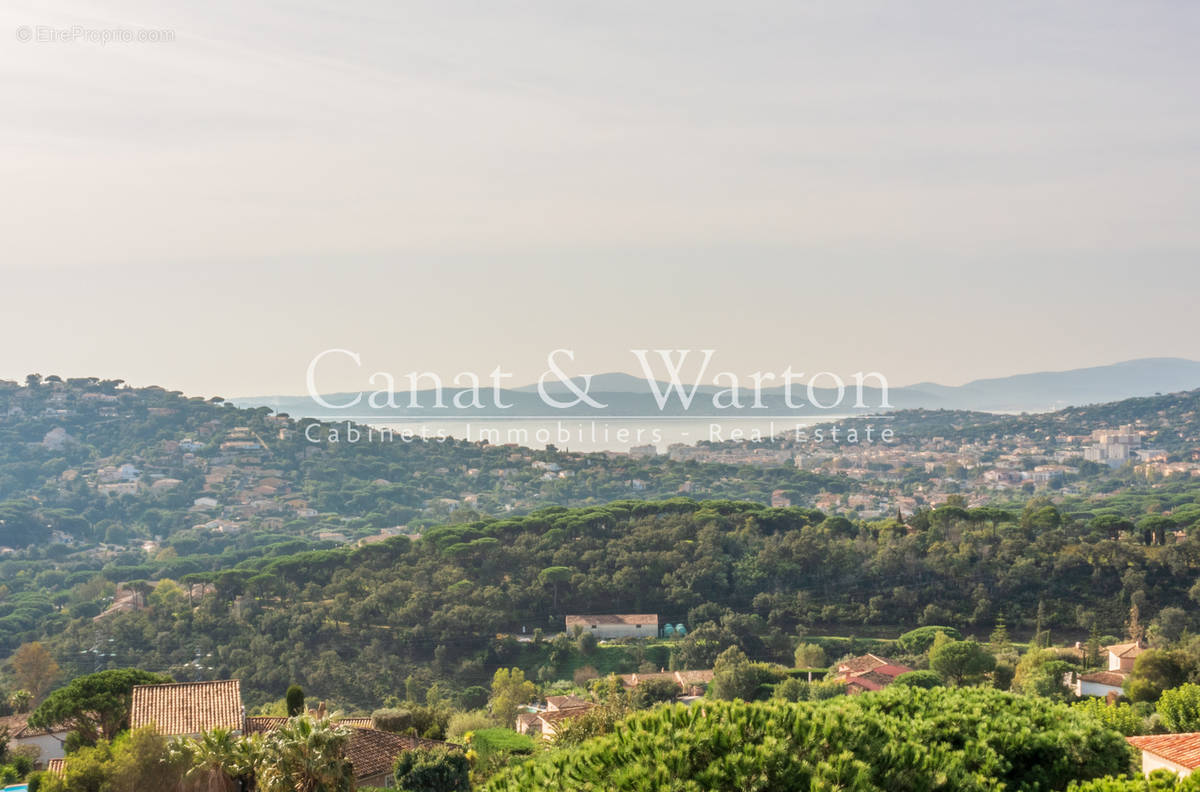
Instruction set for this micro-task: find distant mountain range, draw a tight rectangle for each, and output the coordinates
[235,357,1200,419]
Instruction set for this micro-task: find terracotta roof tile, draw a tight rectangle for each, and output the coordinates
[846,677,884,692]
[244,716,287,733]
[1128,733,1200,769]
[345,728,449,780]
[130,680,243,735]
[47,758,65,776]
[1106,641,1146,659]
[537,704,593,723]
[836,654,896,674]
[245,715,375,732]
[1080,671,1128,687]
[865,664,912,679]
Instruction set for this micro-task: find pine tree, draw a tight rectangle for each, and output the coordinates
[1034,601,1050,648]
[1085,622,1102,669]
[1127,603,1144,644]
[989,617,1012,655]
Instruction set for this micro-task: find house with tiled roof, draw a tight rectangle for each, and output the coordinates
[545,695,589,712]
[835,654,896,675]
[1128,732,1200,778]
[1106,641,1146,673]
[517,703,595,742]
[1070,641,1146,698]
[565,614,659,640]
[617,669,714,697]
[132,680,453,786]
[831,655,912,694]
[0,713,71,768]
[344,728,448,787]
[130,680,244,736]
[1072,670,1128,699]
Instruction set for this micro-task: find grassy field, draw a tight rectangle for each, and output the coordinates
[473,727,536,757]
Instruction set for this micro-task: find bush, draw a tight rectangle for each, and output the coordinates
[286,684,305,717]
[629,677,679,709]
[372,707,415,733]
[1126,651,1189,703]
[393,746,470,792]
[1073,697,1147,736]
[772,678,809,702]
[1158,683,1200,732]
[445,710,495,744]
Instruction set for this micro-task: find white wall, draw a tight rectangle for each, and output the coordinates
[1142,751,1192,778]
[1080,681,1123,698]
[15,731,68,766]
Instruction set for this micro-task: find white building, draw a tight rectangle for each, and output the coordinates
[1128,733,1200,778]
[1071,671,1126,698]
[565,614,659,640]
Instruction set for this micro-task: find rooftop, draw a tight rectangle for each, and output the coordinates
[565,614,658,627]
[1128,733,1200,769]
[130,679,243,735]
[1106,641,1146,659]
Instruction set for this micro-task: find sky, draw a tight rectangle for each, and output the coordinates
[3,1,1199,397]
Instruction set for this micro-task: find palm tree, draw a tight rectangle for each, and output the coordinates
[171,728,259,792]
[8,689,32,714]
[255,715,354,792]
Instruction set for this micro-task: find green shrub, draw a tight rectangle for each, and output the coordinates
[372,707,415,733]
[1158,683,1200,732]
[393,746,470,792]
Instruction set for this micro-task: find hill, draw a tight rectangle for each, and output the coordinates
[240,357,1200,418]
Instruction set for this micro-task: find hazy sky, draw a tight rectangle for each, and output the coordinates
[3,1,1199,397]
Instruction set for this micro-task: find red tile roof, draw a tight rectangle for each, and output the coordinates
[47,758,65,776]
[836,654,896,674]
[244,716,287,733]
[832,656,912,688]
[1128,733,1200,769]
[868,664,912,679]
[1106,641,1146,659]
[344,728,447,780]
[846,677,884,692]
[130,680,244,735]
[545,695,589,711]
[1080,671,1127,687]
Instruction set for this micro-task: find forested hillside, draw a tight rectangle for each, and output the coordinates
[17,493,1200,708]
[2,377,1200,709]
